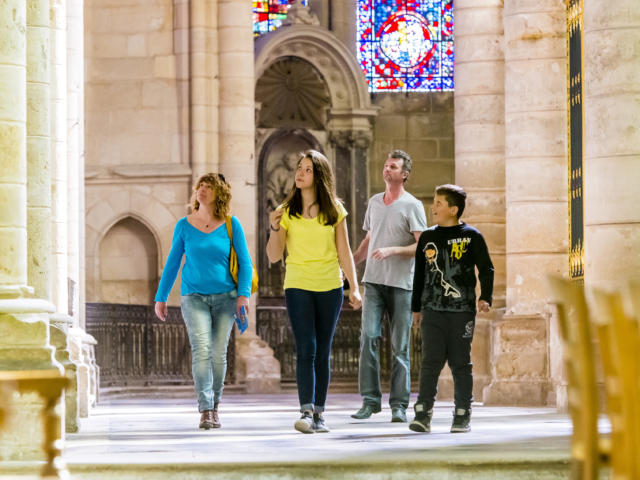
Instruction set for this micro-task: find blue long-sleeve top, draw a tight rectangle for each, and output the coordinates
[154,216,253,302]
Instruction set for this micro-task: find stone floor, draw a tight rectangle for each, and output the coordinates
[1,392,585,479]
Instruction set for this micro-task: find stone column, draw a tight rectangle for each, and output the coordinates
[483,0,567,406]
[0,0,62,460]
[218,0,256,290]
[190,0,219,178]
[453,1,505,402]
[26,0,52,300]
[583,0,640,288]
[67,0,83,326]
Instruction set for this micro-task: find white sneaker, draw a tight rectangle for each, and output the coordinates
[294,411,314,434]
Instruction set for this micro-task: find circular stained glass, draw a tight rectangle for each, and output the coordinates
[378,12,433,68]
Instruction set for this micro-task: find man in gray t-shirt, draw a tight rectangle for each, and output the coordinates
[351,150,427,422]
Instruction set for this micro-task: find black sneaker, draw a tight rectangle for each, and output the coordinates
[294,411,314,434]
[409,403,433,433]
[450,407,471,433]
[313,413,330,433]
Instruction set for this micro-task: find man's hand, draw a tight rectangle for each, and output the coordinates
[370,247,396,260]
[154,302,168,322]
[478,300,490,313]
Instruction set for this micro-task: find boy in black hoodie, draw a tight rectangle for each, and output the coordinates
[409,184,494,434]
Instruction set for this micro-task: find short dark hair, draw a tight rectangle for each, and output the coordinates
[435,184,467,218]
[389,149,411,182]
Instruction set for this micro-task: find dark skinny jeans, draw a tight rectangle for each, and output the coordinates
[285,287,343,413]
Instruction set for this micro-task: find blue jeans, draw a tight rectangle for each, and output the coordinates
[285,287,343,413]
[358,283,412,409]
[180,291,236,412]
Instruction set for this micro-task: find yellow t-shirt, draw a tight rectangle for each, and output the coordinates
[280,201,348,292]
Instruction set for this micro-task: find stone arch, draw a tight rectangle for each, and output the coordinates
[255,24,375,118]
[85,190,179,303]
[97,216,159,304]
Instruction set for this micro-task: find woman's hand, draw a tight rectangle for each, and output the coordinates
[236,295,250,319]
[268,208,283,231]
[348,289,362,310]
[155,302,168,322]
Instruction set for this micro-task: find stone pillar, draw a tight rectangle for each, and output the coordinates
[218,0,256,306]
[190,0,218,178]
[583,0,640,288]
[26,0,52,300]
[0,0,62,460]
[483,0,567,405]
[67,0,83,327]
[49,315,78,432]
[453,1,505,402]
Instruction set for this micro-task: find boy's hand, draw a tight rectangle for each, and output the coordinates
[478,300,490,313]
[412,312,421,325]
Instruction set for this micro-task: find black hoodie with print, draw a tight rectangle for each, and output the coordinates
[411,223,494,314]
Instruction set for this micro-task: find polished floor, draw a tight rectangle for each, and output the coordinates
[2,392,581,479]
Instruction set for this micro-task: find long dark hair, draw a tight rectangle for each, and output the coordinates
[282,150,340,226]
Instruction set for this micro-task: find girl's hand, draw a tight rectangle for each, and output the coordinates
[268,208,283,231]
[236,296,250,318]
[348,289,362,310]
[154,302,168,322]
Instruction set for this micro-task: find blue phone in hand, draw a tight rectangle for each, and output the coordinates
[234,306,248,334]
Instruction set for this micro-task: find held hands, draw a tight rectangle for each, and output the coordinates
[269,208,283,231]
[154,301,168,322]
[349,289,362,310]
[478,300,490,313]
[412,312,421,325]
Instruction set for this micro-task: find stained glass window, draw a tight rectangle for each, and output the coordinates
[357,0,454,92]
[253,0,309,36]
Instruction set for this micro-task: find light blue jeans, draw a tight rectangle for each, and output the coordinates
[358,283,413,410]
[181,291,236,412]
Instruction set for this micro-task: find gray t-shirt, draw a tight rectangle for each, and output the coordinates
[362,191,427,290]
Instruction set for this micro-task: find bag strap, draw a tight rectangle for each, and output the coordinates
[225,216,234,252]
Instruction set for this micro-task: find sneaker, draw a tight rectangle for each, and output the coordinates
[409,403,433,433]
[294,411,314,434]
[450,407,471,433]
[391,407,407,423]
[313,413,330,433]
[351,404,381,419]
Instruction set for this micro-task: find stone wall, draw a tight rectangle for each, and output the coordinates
[371,92,455,214]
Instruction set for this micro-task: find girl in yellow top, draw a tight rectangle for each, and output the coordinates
[267,150,362,434]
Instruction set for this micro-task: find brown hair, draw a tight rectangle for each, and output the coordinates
[435,184,467,219]
[190,173,231,219]
[282,150,340,226]
[389,149,412,183]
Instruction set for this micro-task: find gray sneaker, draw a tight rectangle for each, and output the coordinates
[313,413,330,433]
[409,403,433,433]
[391,407,407,423]
[450,407,471,433]
[294,411,314,434]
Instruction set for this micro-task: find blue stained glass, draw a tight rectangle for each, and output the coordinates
[253,0,308,36]
[357,0,454,92]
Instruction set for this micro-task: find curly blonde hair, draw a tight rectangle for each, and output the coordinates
[190,173,231,219]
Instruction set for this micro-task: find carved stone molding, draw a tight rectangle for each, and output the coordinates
[328,130,353,149]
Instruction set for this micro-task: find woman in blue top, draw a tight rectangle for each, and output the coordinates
[154,173,252,430]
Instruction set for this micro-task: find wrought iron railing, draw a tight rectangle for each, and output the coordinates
[86,303,235,387]
[257,299,422,385]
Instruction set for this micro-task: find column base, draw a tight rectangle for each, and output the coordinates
[235,334,281,393]
[482,380,553,406]
[50,314,80,433]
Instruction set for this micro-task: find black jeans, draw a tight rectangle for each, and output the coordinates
[285,287,343,412]
[416,308,476,411]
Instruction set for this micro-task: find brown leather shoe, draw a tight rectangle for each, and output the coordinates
[199,410,214,430]
[212,402,221,428]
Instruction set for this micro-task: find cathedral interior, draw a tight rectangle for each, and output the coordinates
[0,0,639,478]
